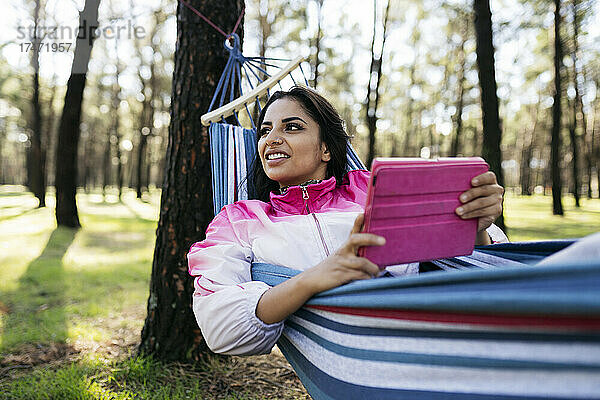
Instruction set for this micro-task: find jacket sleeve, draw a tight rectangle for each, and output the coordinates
[486,223,509,243]
[188,208,284,356]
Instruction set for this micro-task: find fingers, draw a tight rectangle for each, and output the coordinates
[351,213,365,234]
[341,232,386,254]
[457,200,503,220]
[459,183,504,204]
[470,171,497,187]
[339,255,381,278]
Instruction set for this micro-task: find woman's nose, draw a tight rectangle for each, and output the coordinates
[265,131,283,146]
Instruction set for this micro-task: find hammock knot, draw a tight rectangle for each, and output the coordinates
[225,33,244,62]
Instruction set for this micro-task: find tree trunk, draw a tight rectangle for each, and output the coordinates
[550,0,564,215]
[135,63,153,198]
[83,130,93,193]
[593,103,599,198]
[55,0,101,227]
[365,0,390,168]
[136,128,149,198]
[112,82,123,200]
[30,0,46,207]
[570,0,588,200]
[102,128,112,199]
[450,31,467,157]
[473,0,505,229]
[520,99,541,196]
[45,75,58,189]
[134,10,162,199]
[568,98,580,207]
[139,0,244,362]
[399,62,416,157]
[312,0,323,89]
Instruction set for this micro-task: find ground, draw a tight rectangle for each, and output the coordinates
[0,187,308,399]
[0,185,598,399]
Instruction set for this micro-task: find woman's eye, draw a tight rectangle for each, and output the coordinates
[259,127,270,136]
[286,123,303,131]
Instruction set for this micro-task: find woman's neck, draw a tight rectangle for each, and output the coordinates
[278,179,323,195]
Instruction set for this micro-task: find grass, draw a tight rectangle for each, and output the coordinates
[0,188,157,352]
[504,193,600,241]
[0,186,306,399]
[0,186,598,399]
[1,354,303,400]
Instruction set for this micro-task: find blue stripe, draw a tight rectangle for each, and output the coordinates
[475,241,576,263]
[252,261,600,316]
[346,143,366,170]
[294,308,600,343]
[285,320,600,371]
[210,123,227,215]
[210,123,258,210]
[278,335,577,400]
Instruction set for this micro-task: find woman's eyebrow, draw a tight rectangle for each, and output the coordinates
[281,116,307,124]
[261,121,272,126]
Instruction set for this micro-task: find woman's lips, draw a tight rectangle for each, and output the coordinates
[265,156,289,166]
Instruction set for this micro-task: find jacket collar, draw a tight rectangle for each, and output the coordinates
[269,175,337,214]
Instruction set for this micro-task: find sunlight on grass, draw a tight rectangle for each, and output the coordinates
[1,188,599,354]
[0,354,304,400]
[504,193,600,241]
[2,187,596,399]
[0,188,158,353]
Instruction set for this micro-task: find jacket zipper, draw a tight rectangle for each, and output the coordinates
[301,186,331,257]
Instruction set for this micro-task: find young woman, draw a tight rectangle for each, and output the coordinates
[188,86,507,355]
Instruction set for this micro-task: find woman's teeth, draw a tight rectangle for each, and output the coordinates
[266,153,290,160]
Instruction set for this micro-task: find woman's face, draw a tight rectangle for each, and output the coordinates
[258,98,330,188]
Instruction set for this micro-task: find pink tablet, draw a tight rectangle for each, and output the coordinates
[358,157,489,267]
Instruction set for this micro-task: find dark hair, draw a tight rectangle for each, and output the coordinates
[249,86,351,202]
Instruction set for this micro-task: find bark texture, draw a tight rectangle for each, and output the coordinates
[139,0,244,361]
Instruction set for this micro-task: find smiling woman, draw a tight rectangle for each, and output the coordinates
[187,86,508,355]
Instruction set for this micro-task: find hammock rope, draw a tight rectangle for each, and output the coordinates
[178,0,244,38]
[205,32,306,130]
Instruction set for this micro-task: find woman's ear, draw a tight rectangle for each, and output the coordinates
[321,143,331,162]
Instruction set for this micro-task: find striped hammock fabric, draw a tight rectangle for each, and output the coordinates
[251,243,600,399]
[209,122,366,215]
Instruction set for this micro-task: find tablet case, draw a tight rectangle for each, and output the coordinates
[358,157,489,267]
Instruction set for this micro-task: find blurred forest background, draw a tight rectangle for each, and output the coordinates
[1,0,599,212]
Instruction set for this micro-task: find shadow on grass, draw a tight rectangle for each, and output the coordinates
[78,231,154,252]
[1,227,77,356]
[0,207,40,223]
[0,192,29,198]
[121,199,159,223]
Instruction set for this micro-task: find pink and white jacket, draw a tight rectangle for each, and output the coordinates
[187,169,508,356]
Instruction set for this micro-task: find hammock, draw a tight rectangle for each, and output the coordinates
[200,32,600,400]
[251,246,600,399]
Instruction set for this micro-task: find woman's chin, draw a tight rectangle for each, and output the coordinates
[266,171,296,187]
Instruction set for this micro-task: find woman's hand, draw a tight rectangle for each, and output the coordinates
[256,213,384,324]
[455,171,504,236]
[299,213,385,296]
